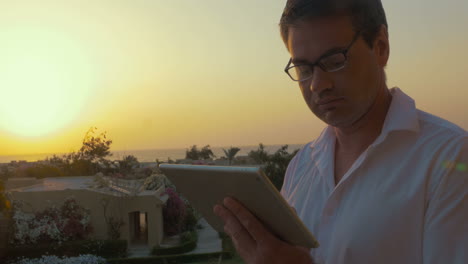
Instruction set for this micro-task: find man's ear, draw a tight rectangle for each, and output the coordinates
[374,25,390,67]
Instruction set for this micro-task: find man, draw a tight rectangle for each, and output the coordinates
[214,0,468,263]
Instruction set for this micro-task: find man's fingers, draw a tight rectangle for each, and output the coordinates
[296,245,311,254]
[291,206,297,214]
[215,200,314,264]
[223,197,277,245]
[214,204,256,252]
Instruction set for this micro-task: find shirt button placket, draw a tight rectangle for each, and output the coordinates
[317,198,338,262]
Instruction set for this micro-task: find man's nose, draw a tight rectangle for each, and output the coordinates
[308,67,333,94]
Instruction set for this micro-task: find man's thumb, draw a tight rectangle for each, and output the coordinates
[291,206,297,214]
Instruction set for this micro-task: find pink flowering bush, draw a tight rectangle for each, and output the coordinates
[161,188,186,236]
[11,198,92,245]
[59,199,92,240]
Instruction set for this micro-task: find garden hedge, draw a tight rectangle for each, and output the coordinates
[151,231,198,256]
[108,251,233,264]
[5,239,127,260]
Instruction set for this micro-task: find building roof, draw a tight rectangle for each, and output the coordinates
[11,176,92,192]
[9,176,165,200]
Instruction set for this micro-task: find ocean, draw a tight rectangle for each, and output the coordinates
[0,144,306,163]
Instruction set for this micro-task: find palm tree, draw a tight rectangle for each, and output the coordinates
[222,147,241,166]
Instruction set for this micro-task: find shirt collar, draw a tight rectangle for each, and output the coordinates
[309,126,334,150]
[309,87,420,150]
[381,87,420,135]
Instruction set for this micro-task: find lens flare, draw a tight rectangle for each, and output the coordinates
[442,161,467,172]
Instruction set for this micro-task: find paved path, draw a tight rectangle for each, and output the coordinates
[188,218,222,254]
[127,244,152,258]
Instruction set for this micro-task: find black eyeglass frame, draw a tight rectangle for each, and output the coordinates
[284,31,361,82]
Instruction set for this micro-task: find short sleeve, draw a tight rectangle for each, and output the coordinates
[423,136,468,264]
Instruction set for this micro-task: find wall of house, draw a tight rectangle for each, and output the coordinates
[9,189,165,248]
[121,195,164,247]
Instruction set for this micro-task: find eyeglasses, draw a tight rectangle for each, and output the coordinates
[284,31,361,82]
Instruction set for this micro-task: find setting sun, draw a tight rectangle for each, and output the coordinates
[0,27,95,138]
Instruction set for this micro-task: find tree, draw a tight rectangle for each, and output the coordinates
[264,145,299,190]
[185,145,215,160]
[45,127,113,176]
[61,151,95,176]
[199,145,215,160]
[46,154,65,166]
[222,147,241,165]
[79,127,113,163]
[4,127,113,178]
[185,145,200,160]
[118,155,139,176]
[248,144,299,190]
[248,143,269,164]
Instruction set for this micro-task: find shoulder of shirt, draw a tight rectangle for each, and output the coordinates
[285,141,313,170]
[416,109,467,140]
[294,140,315,158]
[283,140,316,190]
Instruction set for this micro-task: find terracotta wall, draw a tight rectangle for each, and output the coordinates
[8,189,165,248]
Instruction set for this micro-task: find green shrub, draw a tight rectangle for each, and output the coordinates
[219,232,239,259]
[23,164,64,179]
[179,232,191,243]
[152,231,197,256]
[181,204,199,232]
[108,251,232,264]
[84,239,127,258]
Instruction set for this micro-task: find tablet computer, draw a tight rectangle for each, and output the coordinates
[159,164,319,248]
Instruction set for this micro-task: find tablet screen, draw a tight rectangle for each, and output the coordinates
[159,164,319,248]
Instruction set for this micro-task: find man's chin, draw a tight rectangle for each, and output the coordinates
[321,108,370,129]
[318,110,351,127]
[324,119,349,128]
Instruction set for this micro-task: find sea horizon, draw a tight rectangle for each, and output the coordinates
[0,143,306,164]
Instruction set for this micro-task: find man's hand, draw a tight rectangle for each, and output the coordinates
[213,197,314,264]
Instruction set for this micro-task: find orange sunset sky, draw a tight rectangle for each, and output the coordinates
[0,0,467,156]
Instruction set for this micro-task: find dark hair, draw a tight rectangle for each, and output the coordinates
[279,0,388,48]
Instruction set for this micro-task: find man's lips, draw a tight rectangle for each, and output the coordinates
[316,97,345,111]
[317,97,345,105]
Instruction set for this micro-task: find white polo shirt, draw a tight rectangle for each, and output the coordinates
[281,88,467,264]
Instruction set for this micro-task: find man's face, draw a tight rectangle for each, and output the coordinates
[287,16,384,128]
